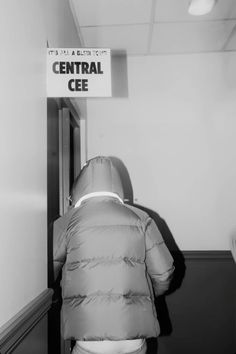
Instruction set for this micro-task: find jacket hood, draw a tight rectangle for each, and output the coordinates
[71,156,124,206]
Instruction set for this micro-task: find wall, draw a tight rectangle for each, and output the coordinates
[0,0,81,329]
[0,0,47,328]
[87,52,236,250]
[45,0,87,122]
[46,0,81,48]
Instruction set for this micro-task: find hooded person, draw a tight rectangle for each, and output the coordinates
[53,156,174,354]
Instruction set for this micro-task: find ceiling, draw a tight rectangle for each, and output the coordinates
[69,0,236,56]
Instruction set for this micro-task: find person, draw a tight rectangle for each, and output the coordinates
[53,156,174,354]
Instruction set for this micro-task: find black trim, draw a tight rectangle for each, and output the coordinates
[0,288,53,353]
[182,250,233,260]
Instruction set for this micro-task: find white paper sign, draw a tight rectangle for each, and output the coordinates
[47,48,111,97]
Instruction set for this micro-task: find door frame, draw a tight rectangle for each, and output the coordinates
[59,99,87,216]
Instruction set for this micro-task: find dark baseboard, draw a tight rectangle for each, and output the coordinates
[0,288,53,353]
[182,250,233,260]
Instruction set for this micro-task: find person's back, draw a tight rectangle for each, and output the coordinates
[53,156,174,354]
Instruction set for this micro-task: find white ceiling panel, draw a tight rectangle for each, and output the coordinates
[71,0,153,26]
[70,0,236,55]
[150,20,236,54]
[81,25,150,55]
[155,0,236,23]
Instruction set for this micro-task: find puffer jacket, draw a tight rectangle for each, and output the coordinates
[53,156,174,341]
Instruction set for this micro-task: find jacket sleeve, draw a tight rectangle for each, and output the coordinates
[145,217,174,296]
[53,217,67,282]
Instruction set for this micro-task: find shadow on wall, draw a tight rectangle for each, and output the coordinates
[110,156,186,349]
[111,50,129,98]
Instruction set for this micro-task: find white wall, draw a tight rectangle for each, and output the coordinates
[87,52,236,250]
[45,0,87,122]
[46,0,81,48]
[0,0,81,328]
[0,0,47,328]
